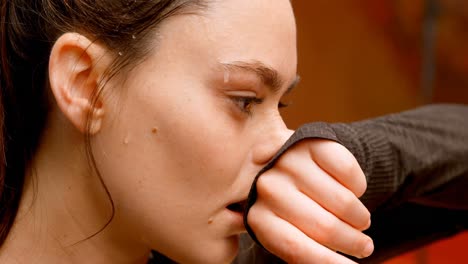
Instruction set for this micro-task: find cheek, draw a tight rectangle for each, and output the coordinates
[89,81,251,262]
[91,79,250,229]
[149,89,247,200]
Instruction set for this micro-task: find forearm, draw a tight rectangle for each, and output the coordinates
[326,104,468,262]
[330,104,468,211]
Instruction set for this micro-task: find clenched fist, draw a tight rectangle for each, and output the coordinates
[246,139,373,263]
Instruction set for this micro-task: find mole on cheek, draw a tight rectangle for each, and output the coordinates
[208,218,214,224]
[151,127,158,134]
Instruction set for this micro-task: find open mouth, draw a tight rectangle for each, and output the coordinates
[226,200,248,214]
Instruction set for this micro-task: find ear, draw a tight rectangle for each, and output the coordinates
[48,32,110,135]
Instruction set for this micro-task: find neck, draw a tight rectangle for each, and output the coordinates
[0,111,150,264]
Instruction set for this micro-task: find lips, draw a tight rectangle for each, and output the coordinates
[226,200,248,214]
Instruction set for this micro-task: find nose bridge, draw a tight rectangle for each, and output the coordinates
[251,116,293,166]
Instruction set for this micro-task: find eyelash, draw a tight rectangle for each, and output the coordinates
[231,96,289,116]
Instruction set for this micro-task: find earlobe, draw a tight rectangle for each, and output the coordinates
[48,32,109,134]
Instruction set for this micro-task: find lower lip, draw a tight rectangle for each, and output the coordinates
[225,208,245,231]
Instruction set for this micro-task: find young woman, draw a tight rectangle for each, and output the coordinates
[1,0,467,263]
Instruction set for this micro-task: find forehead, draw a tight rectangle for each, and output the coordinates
[154,0,297,81]
[207,0,297,70]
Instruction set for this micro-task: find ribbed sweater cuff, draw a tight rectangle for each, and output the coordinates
[330,123,399,211]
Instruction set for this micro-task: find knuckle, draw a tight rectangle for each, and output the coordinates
[355,178,367,198]
[275,144,308,171]
[335,191,356,215]
[354,235,373,258]
[360,210,371,230]
[351,204,371,230]
[316,217,338,240]
[275,152,296,171]
[246,205,262,228]
[337,153,357,175]
[352,168,367,198]
[255,175,277,200]
[279,237,303,264]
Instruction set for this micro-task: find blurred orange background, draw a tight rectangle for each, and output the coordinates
[286,1,468,263]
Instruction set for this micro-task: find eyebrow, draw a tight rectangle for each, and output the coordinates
[220,61,300,94]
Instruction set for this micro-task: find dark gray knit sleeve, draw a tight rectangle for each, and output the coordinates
[240,104,468,263]
[329,104,468,211]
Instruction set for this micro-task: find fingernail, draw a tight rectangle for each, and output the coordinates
[362,240,374,257]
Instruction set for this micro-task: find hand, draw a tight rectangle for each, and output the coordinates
[247,139,373,263]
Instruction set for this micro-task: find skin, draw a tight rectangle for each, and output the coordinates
[0,0,373,263]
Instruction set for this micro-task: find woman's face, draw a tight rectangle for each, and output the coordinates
[94,0,297,263]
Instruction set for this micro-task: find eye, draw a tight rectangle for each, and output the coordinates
[278,101,289,108]
[230,96,263,115]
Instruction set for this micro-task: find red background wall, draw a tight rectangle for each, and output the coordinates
[287,1,468,263]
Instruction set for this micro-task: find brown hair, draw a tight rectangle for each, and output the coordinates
[0,0,205,247]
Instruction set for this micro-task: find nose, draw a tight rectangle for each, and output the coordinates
[250,119,294,166]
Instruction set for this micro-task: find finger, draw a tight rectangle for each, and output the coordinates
[299,162,370,230]
[274,153,370,230]
[247,202,358,264]
[308,140,367,197]
[256,174,374,258]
